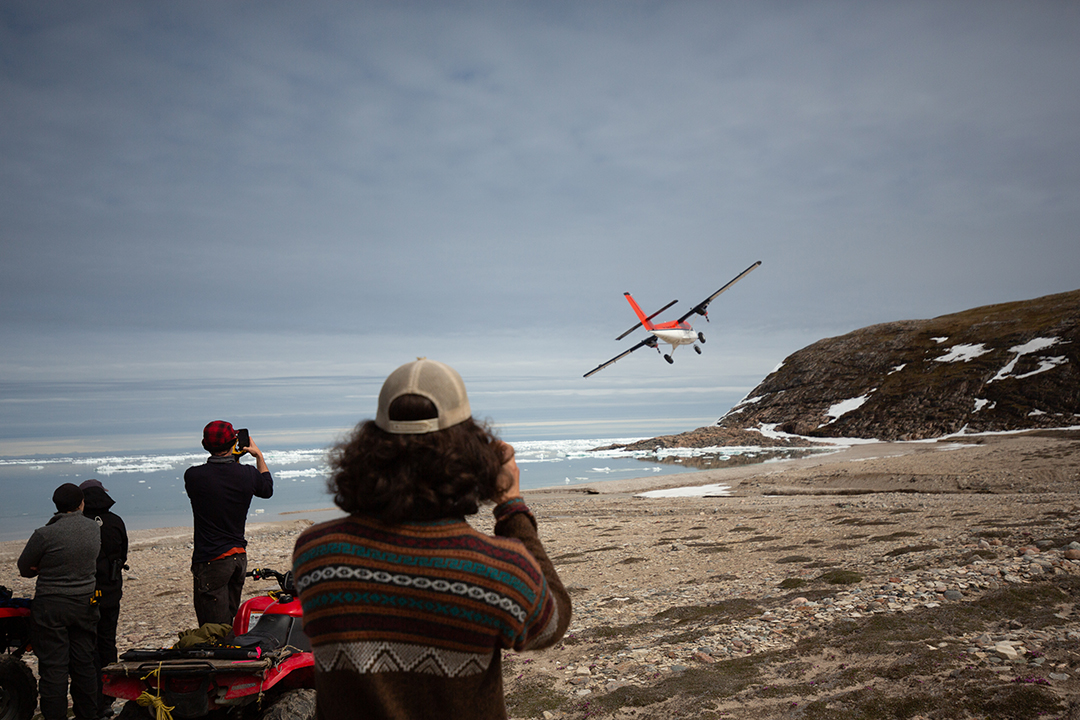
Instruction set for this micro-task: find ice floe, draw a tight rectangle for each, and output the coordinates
[636,483,732,498]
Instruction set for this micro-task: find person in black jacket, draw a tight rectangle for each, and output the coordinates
[184,421,273,627]
[79,479,128,719]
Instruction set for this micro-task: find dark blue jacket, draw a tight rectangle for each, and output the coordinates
[185,455,273,563]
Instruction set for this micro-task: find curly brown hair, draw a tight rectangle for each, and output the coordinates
[328,395,505,522]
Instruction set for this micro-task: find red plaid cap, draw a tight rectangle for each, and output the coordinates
[202,420,236,450]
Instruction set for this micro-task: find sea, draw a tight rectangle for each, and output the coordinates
[0,438,813,543]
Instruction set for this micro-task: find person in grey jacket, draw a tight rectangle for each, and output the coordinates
[18,483,101,720]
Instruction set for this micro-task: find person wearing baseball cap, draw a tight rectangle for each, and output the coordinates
[17,484,101,720]
[184,421,273,626]
[292,358,571,720]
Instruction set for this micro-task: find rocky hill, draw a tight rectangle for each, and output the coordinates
[719,289,1080,441]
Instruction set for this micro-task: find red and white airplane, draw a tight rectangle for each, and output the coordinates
[583,261,761,378]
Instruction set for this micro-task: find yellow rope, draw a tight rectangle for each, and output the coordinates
[134,691,176,720]
[135,663,176,720]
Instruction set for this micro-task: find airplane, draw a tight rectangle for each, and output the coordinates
[583,260,761,378]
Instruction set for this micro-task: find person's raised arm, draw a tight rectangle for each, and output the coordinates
[492,441,522,506]
[246,439,270,475]
[491,441,572,651]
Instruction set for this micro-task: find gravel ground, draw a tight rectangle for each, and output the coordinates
[4,429,1080,719]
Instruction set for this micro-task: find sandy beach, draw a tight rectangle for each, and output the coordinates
[4,429,1080,718]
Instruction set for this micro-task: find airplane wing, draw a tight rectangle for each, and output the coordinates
[583,336,659,378]
[615,299,678,340]
[677,260,761,324]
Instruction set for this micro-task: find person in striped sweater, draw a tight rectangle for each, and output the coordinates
[293,358,571,720]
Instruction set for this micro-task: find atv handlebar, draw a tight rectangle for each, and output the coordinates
[246,568,297,595]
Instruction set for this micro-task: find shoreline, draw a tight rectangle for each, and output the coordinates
[4,429,1073,564]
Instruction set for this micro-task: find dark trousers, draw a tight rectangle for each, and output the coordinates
[31,594,100,720]
[191,553,247,627]
[93,602,120,715]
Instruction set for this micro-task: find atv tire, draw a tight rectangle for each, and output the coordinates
[260,689,316,720]
[0,656,36,720]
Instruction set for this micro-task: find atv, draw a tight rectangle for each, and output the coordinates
[0,586,36,720]
[102,569,314,720]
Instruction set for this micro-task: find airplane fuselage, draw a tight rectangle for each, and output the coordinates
[650,325,696,347]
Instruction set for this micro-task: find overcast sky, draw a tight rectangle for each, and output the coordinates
[2,1,1078,455]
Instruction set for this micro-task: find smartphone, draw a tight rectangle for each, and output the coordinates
[233,428,250,457]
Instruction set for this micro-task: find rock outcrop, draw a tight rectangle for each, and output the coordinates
[719,289,1080,440]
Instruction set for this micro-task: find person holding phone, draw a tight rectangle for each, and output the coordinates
[184,421,273,626]
[292,358,571,720]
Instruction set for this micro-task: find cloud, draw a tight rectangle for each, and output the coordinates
[1,1,1078,453]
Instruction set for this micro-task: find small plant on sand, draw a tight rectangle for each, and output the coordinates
[504,677,569,718]
[654,598,762,623]
[817,569,863,585]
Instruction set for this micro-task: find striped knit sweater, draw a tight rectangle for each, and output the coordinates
[292,498,571,720]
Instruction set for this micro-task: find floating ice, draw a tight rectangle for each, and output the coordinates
[264,449,328,466]
[636,483,732,498]
[512,438,643,463]
[277,468,326,479]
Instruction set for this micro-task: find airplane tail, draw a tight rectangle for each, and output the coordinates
[623,293,654,330]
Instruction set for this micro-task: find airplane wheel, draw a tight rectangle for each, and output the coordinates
[664,355,673,364]
[694,346,702,355]
[698,333,706,343]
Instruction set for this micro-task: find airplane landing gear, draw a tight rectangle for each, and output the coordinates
[693,345,702,355]
[698,332,706,343]
[664,354,674,364]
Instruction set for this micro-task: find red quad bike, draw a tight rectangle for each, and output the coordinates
[102,569,315,720]
[0,586,36,720]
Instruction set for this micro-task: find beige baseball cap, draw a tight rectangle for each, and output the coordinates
[375,358,472,434]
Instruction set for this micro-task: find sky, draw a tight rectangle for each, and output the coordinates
[1,1,1078,456]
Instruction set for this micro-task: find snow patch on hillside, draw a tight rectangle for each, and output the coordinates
[934,343,991,363]
[989,336,1070,383]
